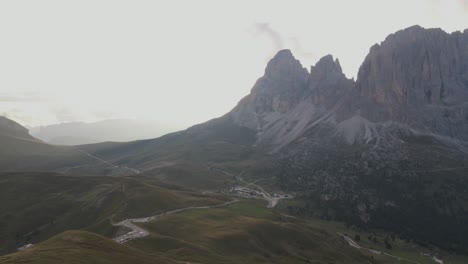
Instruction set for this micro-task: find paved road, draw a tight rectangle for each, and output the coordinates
[113,199,239,243]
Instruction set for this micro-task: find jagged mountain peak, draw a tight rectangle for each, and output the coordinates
[309,60,353,117]
[231,50,310,131]
[263,49,309,85]
[309,54,349,90]
[231,24,468,147]
[229,51,354,150]
[311,54,343,76]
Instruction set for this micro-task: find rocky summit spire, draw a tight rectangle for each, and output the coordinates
[230,50,309,130]
[309,55,353,110]
[310,54,343,80]
[262,49,309,88]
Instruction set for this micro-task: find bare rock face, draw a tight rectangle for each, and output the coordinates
[230,26,468,148]
[350,25,468,140]
[309,55,353,112]
[230,49,309,131]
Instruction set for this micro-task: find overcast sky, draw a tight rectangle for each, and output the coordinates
[1,0,467,127]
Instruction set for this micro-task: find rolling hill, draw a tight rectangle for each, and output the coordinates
[0,117,102,172]
[3,201,467,264]
[0,172,226,255]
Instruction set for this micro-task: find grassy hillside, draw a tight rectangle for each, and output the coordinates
[128,200,468,264]
[0,172,226,254]
[0,117,131,174]
[2,198,467,263]
[127,200,378,264]
[0,230,176,264]
[78,116,258,172]
[0,133,94,172]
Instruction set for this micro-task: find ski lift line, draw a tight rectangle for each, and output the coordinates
[71,147,118,168]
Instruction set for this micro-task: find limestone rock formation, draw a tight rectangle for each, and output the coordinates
[349,25,468,140]
[309,55,353,113]
[230,50,352,150]
[231,26,468,147]
[230,49,309,132]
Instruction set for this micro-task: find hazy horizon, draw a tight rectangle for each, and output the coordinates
[28,118,182,145]
[1,0,467,127]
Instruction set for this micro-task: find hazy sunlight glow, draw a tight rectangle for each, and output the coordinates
[0,0,467,127]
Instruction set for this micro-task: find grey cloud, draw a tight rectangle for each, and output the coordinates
[51,107,80,123]
[254,23,284,51]
[0,92,46,102]
[290,37,316,60]
[93,111,120,120]
[0,95,23,102]
[253,23,316,63]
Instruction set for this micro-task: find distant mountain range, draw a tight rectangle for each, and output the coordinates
[29,119,180,145]
[1,25,468,256]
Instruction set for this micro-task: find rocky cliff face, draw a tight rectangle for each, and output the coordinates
[349,26,468,140]
[309,55,352,110]
[230,26,468,148]
[230,50,309,131]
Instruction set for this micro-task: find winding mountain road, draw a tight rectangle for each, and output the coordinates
[113,199,239,243]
